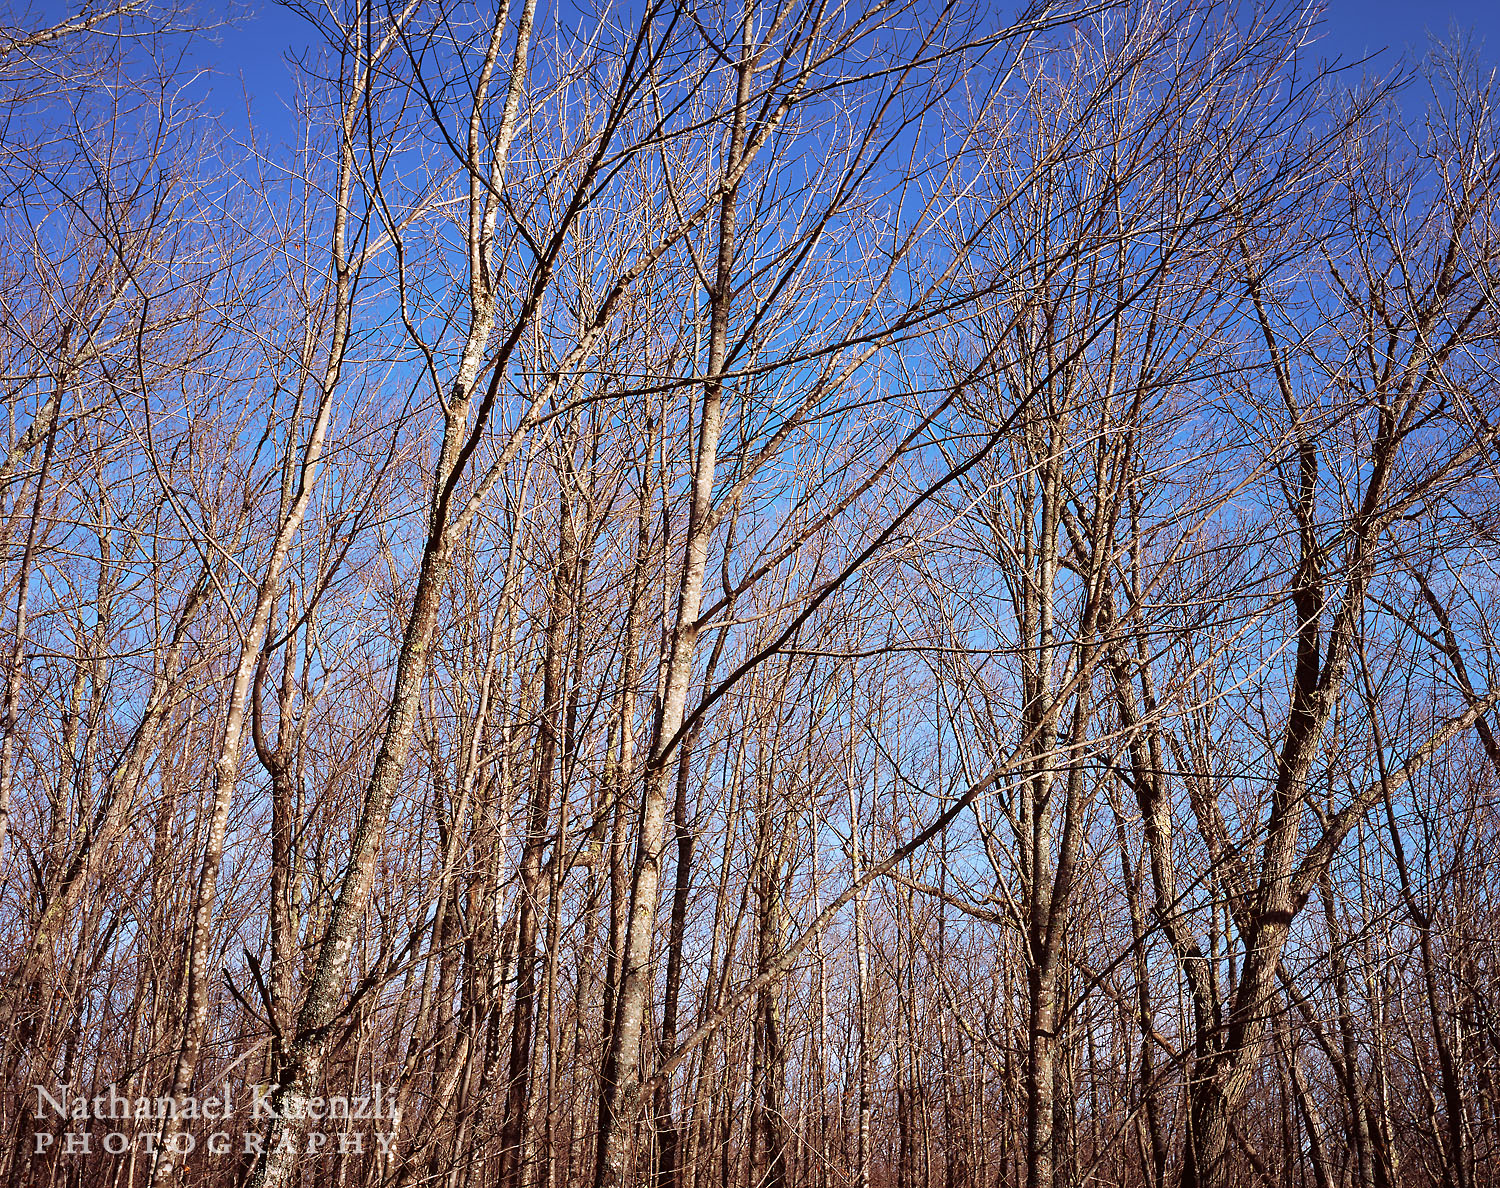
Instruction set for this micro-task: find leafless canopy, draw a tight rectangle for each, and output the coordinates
[3,3,1500,1188]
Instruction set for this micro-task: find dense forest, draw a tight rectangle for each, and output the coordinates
[2,0,1499,1186]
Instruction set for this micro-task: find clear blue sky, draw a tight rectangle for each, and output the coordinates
[198,0,1500,144]
[1319,0,1498,64]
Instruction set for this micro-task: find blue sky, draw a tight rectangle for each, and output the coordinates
[1320,0,1498,64]
[199,0,1500,144]
[184,0,1500,165]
